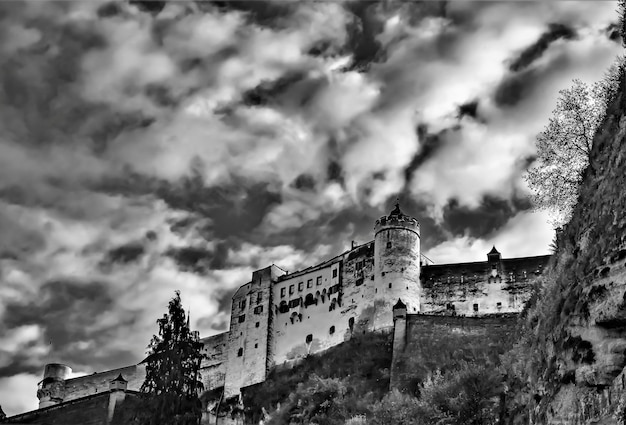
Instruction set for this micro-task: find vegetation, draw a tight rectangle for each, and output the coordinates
[134,291,205,425]
[524,60,622,227]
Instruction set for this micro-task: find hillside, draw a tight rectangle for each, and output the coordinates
[506,61,626,424]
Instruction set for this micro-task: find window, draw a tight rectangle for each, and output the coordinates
[255,343,258,348]
[386,241,392,249]
[389,282,392,288]
[240,299,246,310]
[329,326,335,335]
[307,279,313,288]
[348,317,355,331]
[278,301,289,314]
[316,276,322,286]
[289,285,295,295]
[255,322,260,328]
[239,315,245,323]
[289,298,301,308]
[496,302,502,309]
[298,282,303,291]
[446,303,455,311]
[355,277,364,286]
[332,269,338,278]
[306,334,313,344]
[237,348,243,357]
[257,292,262,304]
[473,304,479,312]
[254,305,263,314]
[281,287,286,298]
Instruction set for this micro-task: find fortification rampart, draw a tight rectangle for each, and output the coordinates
[390,313,519,393]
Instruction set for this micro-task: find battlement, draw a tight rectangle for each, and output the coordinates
[374,202,420,235]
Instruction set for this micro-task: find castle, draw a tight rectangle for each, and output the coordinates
[6,203,551,424]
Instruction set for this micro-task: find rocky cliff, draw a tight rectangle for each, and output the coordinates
[510,59,626,424]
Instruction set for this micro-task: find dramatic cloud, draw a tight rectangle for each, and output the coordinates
[0,0,622,416]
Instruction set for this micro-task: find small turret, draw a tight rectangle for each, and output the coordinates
[37,363,72,408]
[487,246,501,263]
[108,374,128,423]
[393,299,407,321]
[109,374,127,392]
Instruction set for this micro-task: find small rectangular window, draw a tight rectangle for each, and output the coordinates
[307,279,313,288]
[355,277,364,286]
[257,292,262,304]
[281,287,286,298]
[388,282,392,288]
[332,269,338,278]
[254,305,263,314]
[316,276,322,286]
[329,326,335,335]
[298,281,303,291]
[289,285,294,295]
[473,304,479,312]
[386,241,392,249]
[239,315,246,323]
[496,302,502,309]
[255,322,260,328]
[240,299,246,310]
[306,334,313,344]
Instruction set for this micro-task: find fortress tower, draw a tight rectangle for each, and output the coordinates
[372,202,421,329]
[36,363,71,408]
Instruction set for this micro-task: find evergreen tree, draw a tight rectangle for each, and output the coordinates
[135,291,205,425]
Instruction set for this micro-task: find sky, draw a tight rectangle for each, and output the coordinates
[0,0,622,416]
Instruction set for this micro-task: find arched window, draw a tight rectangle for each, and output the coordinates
[278,301,289,314]
[237,348,243,357]
[306,334,313,344]
[348,317,355,332]
[329,326,335,335]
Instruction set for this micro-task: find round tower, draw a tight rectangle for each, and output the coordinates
[372,201,421,330]
[37,363,71,408]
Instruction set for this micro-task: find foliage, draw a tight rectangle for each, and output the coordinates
[525,56,624,227]
[368,364,503,425]
[525,80,604,226]
[134,291,205,425]
[242,332,392,424]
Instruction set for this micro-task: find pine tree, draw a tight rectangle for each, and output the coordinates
[135,291,205,425]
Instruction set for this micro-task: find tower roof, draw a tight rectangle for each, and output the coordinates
[488,246,500,255]
[389,199,403,216]
[111,374,127,383]
[393,298,406,309]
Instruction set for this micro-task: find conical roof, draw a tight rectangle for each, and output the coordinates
[488,246,500,255]
[111,374,127,383]
[389,200,403,216]
[393,298,406,309]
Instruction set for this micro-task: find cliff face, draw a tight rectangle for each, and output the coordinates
[515,63,626,424]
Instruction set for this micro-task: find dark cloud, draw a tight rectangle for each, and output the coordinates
[291,174,317,192]
[493,68,541,108]
[403,124,449,184]
[128,0,166,15]
[441,195,533,239]
[508,23,576,72]
[457,100,480,120]
[208,0,296,29]
[605,22,623,43]
[0,279,134,376]
[166,242,231,274]
[103,242,145,265]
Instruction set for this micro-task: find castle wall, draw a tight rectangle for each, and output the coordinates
[224,266,284,397]
[420,256,550,316]
[199,332,228,391]
[63,365,145,401]
[390,314,519,393]
[271,261,346,365]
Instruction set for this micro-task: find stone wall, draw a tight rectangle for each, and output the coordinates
[64,365,145,402]
[390,313,519,393]
[420,255,549,316]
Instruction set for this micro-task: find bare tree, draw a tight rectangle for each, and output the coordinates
[525,57,624,227]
